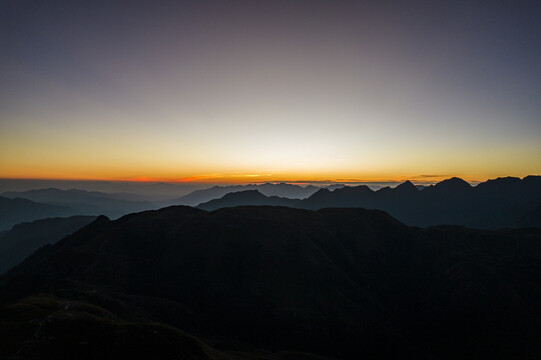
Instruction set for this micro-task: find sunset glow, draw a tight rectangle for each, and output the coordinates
[1,1,540,184]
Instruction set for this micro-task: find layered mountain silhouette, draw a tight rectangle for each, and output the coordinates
[0,196,76,231]
[169,183,342,207]
[0,216,96,274]
[198,189,299,211]
[1,206,540,359]
[1,188,158,219]
[197,176,541,229]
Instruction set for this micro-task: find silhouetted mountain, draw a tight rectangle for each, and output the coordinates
[257,182,322,198]
[393,180,419,194]
[0,196,76,231]
[169,183,334,207]
[197,190,300,211]
[2,188,158,219]
[0,179,208,202]
[303,185,375,209]
[196,176,541,229]
[429,176,472,193]
[0,215,96,274]
[1,206,540,359]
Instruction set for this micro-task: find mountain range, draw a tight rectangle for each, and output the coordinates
[169,183,343,206]
[3,176,540,231]
[197,176,541,229]
[1,188,158,221]
[0,196,76,232]
[1,206,540,359]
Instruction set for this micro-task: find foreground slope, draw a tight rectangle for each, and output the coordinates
[1,206,540,359]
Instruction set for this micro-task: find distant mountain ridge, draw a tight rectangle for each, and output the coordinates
[2,188,151,202]
[0,196,76,231]
[169,182,343,206]
[1,188,158,219]
[197,176,541,229]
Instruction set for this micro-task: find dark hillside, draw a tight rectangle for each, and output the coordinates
[1,206,540,359]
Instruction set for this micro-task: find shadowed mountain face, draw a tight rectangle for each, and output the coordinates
[197,176,541,229]
[0,196,76,231]
[514,205,541,228]
[1,206,540,359]
[0,216,96,274]
[1,188,158,219]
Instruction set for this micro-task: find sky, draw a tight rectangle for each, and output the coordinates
[1,0,540,184]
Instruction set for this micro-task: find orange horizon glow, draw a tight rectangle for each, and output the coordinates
[1,172,538,186]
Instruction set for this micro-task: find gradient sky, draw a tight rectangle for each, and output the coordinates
[1,0,540,183]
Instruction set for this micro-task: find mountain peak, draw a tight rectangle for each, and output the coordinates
[434,177,471,191]
[394,181,418,193]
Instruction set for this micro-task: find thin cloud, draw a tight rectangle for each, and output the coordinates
[418,175,450,178]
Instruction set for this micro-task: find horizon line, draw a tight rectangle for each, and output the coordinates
[0,175,537,186]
